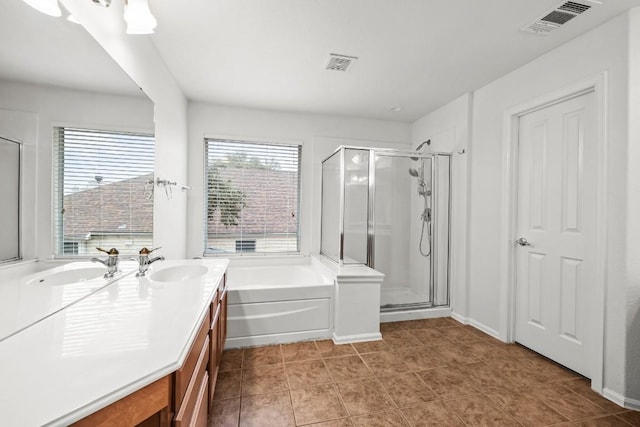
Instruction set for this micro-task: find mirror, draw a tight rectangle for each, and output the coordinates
[0,0,154,260]
[0,137,20,262]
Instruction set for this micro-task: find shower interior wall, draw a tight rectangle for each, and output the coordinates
[375,154,426,306]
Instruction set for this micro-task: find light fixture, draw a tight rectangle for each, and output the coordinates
[22,0,62,17]
[23,0,157,35]
[123,0,157,35]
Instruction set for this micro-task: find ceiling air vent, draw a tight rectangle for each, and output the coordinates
[325,53,358,72]
[521,1,596,35]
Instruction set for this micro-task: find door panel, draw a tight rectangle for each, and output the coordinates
[515,92,595,377]
[526,252,545,328]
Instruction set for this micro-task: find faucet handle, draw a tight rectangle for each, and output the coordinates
[139,247,161,255]
[97,247,119,256]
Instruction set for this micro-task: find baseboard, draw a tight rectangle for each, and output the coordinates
[224,329,332,349]
[332,332,382,344]
[450,312,468,324]
[603,388,640,411]
[380,307,452,323]
[467,318,502,341]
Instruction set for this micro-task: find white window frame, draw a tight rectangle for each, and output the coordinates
[203,137,302,257]
[52,125,155,258]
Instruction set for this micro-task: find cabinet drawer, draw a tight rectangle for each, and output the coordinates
[174,315,209,410]
[175,335,209,427]
[191,372,209,427]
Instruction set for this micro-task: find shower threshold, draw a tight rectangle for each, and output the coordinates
[380,301,435,313]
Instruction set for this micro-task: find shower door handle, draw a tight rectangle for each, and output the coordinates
[515,237,532,247]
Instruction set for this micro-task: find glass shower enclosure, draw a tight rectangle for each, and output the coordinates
[321,146,451,311]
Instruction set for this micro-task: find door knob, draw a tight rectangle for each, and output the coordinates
[515,237,532,247]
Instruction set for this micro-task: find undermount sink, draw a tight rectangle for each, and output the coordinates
[27,267,107,286]
[149,265,208,283]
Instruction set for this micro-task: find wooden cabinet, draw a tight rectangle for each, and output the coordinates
[174,335,209,427]
[72,273,228,427]
[71,377,171,427]
[175,315,210,411]
[175,273,227,427]
[209,273,227,410]
[209,296,221,405]
[192,372,209,427]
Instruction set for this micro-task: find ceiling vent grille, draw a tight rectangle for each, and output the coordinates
[326,53,358,72]
[558,1,592,14]
[521,1,595,35]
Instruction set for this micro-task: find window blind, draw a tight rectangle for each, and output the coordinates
[53,127,155,257]
[205,138,301,255]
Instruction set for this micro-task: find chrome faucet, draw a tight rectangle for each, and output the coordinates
[136,247,164,277]
[91,247,120,278]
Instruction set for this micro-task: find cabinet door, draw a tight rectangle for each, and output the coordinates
[174,316,209,411]
[174,336,209,427]
[191,372,209,427]
[219,290,227,361]
[209,304,220,406]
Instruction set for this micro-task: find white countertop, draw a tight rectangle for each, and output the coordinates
[0,258,229,426]
[0,261,136,342]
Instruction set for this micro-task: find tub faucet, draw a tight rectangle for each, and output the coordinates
[91,247,120,278]
[136,247,165,277]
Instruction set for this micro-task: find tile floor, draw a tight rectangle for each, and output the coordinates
[209,317,640,426]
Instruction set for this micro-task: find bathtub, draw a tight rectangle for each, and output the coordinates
[225,257,335,348]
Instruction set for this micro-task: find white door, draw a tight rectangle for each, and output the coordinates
[515,92,595,377]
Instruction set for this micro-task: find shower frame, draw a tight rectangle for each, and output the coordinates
[320,146,452,310]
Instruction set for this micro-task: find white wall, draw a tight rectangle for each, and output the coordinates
[468,11,633,399]
[625,7,640,400]
[0,80,153,260]
[186,102,411,258]
[411,93,471,313]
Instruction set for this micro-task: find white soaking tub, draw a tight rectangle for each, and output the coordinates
[225,257,334,348]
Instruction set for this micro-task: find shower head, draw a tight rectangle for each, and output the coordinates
[415,139,431,152]
[409,168,420,177]
[410,139,431,160]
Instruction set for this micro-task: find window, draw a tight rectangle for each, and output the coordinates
[53,127,154,256]
[205,138,301,255]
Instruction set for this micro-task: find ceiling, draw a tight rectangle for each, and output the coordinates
[0,0,141,97]
[149,0,640,121]
[3,0,640,121]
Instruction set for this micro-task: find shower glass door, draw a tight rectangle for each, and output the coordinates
[320,146,451,312]
[373,153,433,310]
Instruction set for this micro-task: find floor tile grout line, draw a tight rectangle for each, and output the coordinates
[613,413,639,427]
[331,382,353,419]
[214,320,637,427]
[560,381,629,415]
[555,381,625,419]
[482,387,570,425]
[237,348,244,427]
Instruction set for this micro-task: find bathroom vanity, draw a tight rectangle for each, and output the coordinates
[0,259,229,427]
